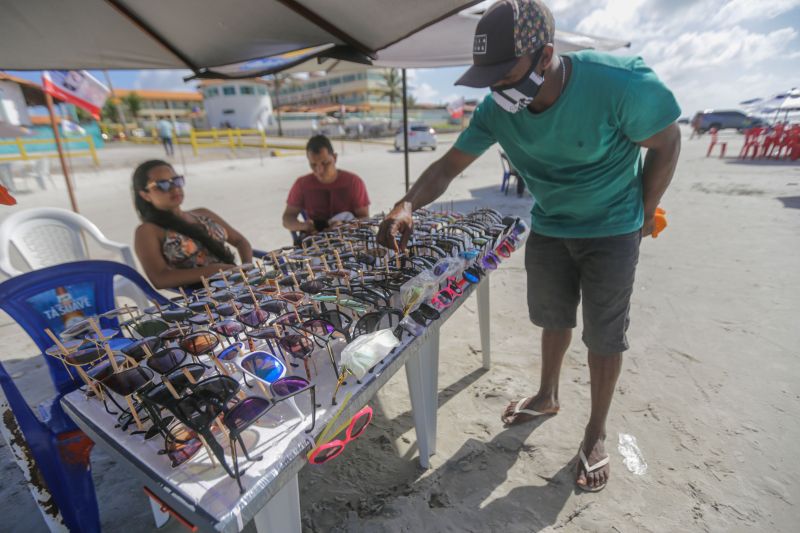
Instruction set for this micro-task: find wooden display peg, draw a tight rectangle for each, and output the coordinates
[178,287,190,305]
[333,249,344,271]
[204,304,216,326]
[103,343,122,373]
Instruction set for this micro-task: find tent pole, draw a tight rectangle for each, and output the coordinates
[46,92,79,213]
[402,69,409,193]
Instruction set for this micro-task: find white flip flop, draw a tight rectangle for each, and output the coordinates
[502,397,552,424]
[577,446,610,492]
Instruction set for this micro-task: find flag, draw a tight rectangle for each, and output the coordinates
[0,185,16,206]
[447,97,465,120]
[42,71,110,120]
[60,119,86,136]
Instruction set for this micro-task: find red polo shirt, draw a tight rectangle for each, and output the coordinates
[286,170,370,221]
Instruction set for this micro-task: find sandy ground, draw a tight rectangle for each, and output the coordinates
[0,126,798,532]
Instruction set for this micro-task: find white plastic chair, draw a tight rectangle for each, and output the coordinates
[0,207,151,309]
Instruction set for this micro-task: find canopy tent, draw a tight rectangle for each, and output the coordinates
[0,0,632,194]
[0,0,482,75]
[249,10,630,191]
[212,11,630,77]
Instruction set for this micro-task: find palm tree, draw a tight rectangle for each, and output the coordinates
[122,92,143,126]
[378,68,403,129]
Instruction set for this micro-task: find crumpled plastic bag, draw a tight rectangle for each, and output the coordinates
[340,328,400,379]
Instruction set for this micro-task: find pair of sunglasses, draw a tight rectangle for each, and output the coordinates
[430,277,467,310]
[308,400,372,465]
[147,175,185,192]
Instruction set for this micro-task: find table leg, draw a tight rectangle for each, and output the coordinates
[252,473,301,533]
[148,496,171,528]
[405,325,440,468]
[477,279,491,369]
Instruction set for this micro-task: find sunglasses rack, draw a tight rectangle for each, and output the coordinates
[48,208,528,491]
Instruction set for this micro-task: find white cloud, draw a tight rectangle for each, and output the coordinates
[413,82,439,103]
[712,0,800,26]
[131,70,194,91]
[645,26,798,81]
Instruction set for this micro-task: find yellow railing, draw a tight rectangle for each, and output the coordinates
[123,128,306,155]
[0,135,99,165]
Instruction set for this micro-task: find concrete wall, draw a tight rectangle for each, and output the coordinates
[0,82,32,127]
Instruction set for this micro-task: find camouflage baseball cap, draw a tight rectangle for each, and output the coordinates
[455,0,555,88]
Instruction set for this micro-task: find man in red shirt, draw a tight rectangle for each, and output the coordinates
[282,135,370,240]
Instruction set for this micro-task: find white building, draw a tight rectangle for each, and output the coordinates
[200,79,273,129]
[0,73,36,126]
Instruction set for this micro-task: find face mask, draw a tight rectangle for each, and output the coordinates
[491,64,545,113]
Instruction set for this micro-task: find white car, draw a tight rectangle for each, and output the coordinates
[395,124,437,151]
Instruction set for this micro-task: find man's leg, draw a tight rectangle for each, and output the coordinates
[503,328,570,422]
[577,350,622,490]
[572,230,640,489]
[502,233,579,424]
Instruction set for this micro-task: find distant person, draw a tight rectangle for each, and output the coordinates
[132,160,252,289]
[689,113,701,139]
[157,119,174,156]
[282,135,370,241]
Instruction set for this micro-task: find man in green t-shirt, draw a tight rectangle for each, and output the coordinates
[378,0,681,492]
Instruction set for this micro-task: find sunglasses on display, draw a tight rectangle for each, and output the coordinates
[147,175,185,192]
[308,394,372,465]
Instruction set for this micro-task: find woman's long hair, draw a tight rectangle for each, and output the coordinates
[132,160,235,264]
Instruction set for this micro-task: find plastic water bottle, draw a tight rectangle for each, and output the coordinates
[618,433,647,475]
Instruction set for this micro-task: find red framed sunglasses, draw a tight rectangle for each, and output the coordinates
[307,405,372,465]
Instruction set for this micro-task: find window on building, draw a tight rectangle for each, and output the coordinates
[357,73,366,80]
[318,80,327,87]
[222,86,236,96]
[223,109,235,114]
[256,86,267,95]
[206,87,219,98]
[343,74,356,83]
[329,77,341,85]
[240,86,255,95]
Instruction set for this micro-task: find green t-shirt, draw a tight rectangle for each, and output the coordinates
[454,51,681,238]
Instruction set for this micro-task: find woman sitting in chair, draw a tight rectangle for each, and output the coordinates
[132,159,252,289]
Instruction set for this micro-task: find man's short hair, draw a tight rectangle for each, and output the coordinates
[306,134,334,155]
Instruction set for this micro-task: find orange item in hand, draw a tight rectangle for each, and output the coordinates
[651,207,667,238]
[0,185,16,206]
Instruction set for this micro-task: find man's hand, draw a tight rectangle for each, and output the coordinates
[377,201,414,250]
[642,207,667,238]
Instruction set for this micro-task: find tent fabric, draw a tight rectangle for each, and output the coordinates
[272,14,630,76]
[0,0,481,71]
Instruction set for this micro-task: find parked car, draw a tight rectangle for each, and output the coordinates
[692,110,765,133]
[395,124,437,151]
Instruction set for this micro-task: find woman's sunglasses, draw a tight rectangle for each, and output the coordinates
[146,175,185,192]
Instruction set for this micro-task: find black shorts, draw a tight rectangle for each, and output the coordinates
[525,230,641,354]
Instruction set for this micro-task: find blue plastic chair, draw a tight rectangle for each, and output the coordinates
[499,150,525,197]
[0,260,168,532]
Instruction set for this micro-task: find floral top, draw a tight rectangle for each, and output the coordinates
[162,214,228,269]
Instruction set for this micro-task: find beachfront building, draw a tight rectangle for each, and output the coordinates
[111,89,204,128]
[0,73,40,126]
[272,68,392,111]
[200,79,273,129]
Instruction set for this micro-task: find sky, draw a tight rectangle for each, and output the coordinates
[7,0,800,118]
